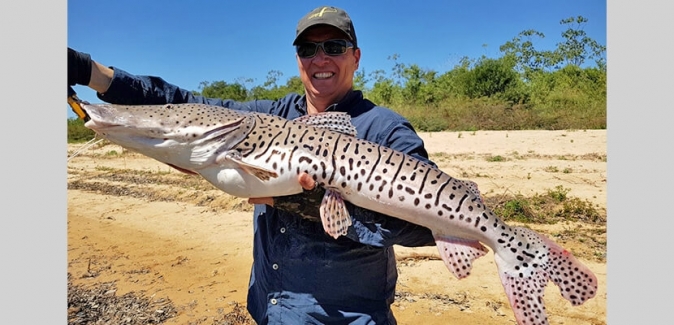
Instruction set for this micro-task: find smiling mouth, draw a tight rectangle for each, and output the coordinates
[313,72,334,79]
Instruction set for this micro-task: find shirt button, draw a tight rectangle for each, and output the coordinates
[272,263,279,270]
[280,227,286,233]
[270,298,278,305]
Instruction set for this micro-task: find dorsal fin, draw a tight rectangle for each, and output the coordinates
[293,112,357,137]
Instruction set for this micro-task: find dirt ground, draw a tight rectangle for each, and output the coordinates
[67,129,607,325]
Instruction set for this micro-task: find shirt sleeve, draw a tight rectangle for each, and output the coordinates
[343,116,437,248]
[95,67,273,112]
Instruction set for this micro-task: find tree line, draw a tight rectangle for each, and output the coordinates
[68,16,605,142]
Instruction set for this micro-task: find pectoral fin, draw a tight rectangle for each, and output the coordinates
[216,151,278,181]
[319,189,353,239]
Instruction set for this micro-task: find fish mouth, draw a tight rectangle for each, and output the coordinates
[84,119,120,131]
[81,104,127,131]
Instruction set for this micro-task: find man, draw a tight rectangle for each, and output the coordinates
[69,6,437,324]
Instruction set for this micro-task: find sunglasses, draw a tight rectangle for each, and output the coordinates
[295,39,354,58]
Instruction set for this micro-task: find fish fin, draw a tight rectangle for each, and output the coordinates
[460,179,484,205]
[496,260,550,325]
[493,227,598,325]
[216,151,278,181]
[166,163,198,175]
[319,189,353,239]
[434,235,489,279]
[293,112,357,137]
[191,115,256,164]
[539,232,598,306]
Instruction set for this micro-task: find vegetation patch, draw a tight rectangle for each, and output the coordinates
[486,185,605,225]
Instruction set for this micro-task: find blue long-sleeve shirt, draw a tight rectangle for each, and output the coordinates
[97,68,437,324]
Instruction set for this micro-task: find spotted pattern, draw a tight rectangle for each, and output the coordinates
[83,103,599,325]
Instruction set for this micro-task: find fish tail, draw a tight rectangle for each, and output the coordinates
[494,227,598,325]
[496,256,550,325]
[538,231,598,306]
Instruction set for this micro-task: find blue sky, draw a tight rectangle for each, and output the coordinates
[67,0,606,118]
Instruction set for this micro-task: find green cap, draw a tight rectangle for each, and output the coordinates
[293,6,357,48]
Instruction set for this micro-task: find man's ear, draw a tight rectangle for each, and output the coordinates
[353,48,361,69]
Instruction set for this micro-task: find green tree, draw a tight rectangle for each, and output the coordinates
[284,76,305,95]
[499,29,554,76]
[555,16,606,70]
[353,69,368,91]
[464,56,521,100]
[368,69,398,105]
[197,80,248,101]
[67,117,95,143]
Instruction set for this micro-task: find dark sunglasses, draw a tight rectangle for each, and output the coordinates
[295,39,354,58]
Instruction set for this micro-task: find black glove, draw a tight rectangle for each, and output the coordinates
[273,186,325,221]
[68,47,92,86]
[272,186,382,224]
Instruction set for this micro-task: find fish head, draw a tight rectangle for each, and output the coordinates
[82,103,253,173]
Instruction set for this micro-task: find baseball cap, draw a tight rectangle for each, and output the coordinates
[293,6,357,48]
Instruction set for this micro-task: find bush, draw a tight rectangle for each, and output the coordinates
[68,118,96,143]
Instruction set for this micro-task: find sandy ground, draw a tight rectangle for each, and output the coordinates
[67,129,606,324]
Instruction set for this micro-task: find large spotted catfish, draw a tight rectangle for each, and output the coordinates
[81,103,597,325]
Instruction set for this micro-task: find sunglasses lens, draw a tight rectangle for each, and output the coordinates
[323,40,348,55]
[296,40,352,58]
[296,44,318,58]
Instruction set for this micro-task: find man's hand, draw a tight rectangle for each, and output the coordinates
[247,173,316,206]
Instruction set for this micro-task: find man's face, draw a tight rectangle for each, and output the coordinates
[295,25,361,107]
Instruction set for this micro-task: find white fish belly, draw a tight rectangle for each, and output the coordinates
[199,167,304,198]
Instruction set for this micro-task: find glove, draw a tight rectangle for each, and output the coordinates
[272,186,382,224]
[68,48,92,86]
[273,186,325,221]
